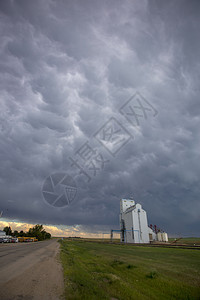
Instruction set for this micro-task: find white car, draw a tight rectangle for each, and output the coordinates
[3,237,9,243]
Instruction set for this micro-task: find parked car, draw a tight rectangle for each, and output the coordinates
[11,237,18,243]
[0,237,4,243]
[3,237,9,243]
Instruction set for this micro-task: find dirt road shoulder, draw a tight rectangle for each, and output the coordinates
[0,239,64,300]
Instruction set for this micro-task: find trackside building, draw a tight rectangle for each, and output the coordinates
[119,199,167,244]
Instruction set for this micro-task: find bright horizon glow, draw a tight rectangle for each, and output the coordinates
[0,219,115,239]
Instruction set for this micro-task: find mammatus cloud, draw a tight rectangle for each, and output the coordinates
[0,0,200,236]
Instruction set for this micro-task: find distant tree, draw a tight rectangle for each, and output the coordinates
[2,225,51,241]
[3,226,12,236]
[19,230,25,237]
[13,230,19,237]
[28,224,51,241]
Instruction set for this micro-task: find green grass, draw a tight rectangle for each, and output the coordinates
[169,238,200,245]
[59,240,200,300]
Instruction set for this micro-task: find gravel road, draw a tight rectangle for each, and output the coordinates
[0,239,64,300]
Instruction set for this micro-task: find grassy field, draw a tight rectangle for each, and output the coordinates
[59,239,200,300]
[168,237,200,245]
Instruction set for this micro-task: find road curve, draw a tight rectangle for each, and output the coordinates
[0,239,64,300]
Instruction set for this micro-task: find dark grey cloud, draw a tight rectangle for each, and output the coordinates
[0,0,200,236]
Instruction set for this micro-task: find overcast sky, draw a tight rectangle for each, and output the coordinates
[0,0,200,237]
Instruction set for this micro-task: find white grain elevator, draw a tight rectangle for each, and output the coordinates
[119,198,156,243]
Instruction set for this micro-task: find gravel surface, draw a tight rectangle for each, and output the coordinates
[0,239,64,300]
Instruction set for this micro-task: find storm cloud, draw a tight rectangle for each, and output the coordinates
[0,0,200,236]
